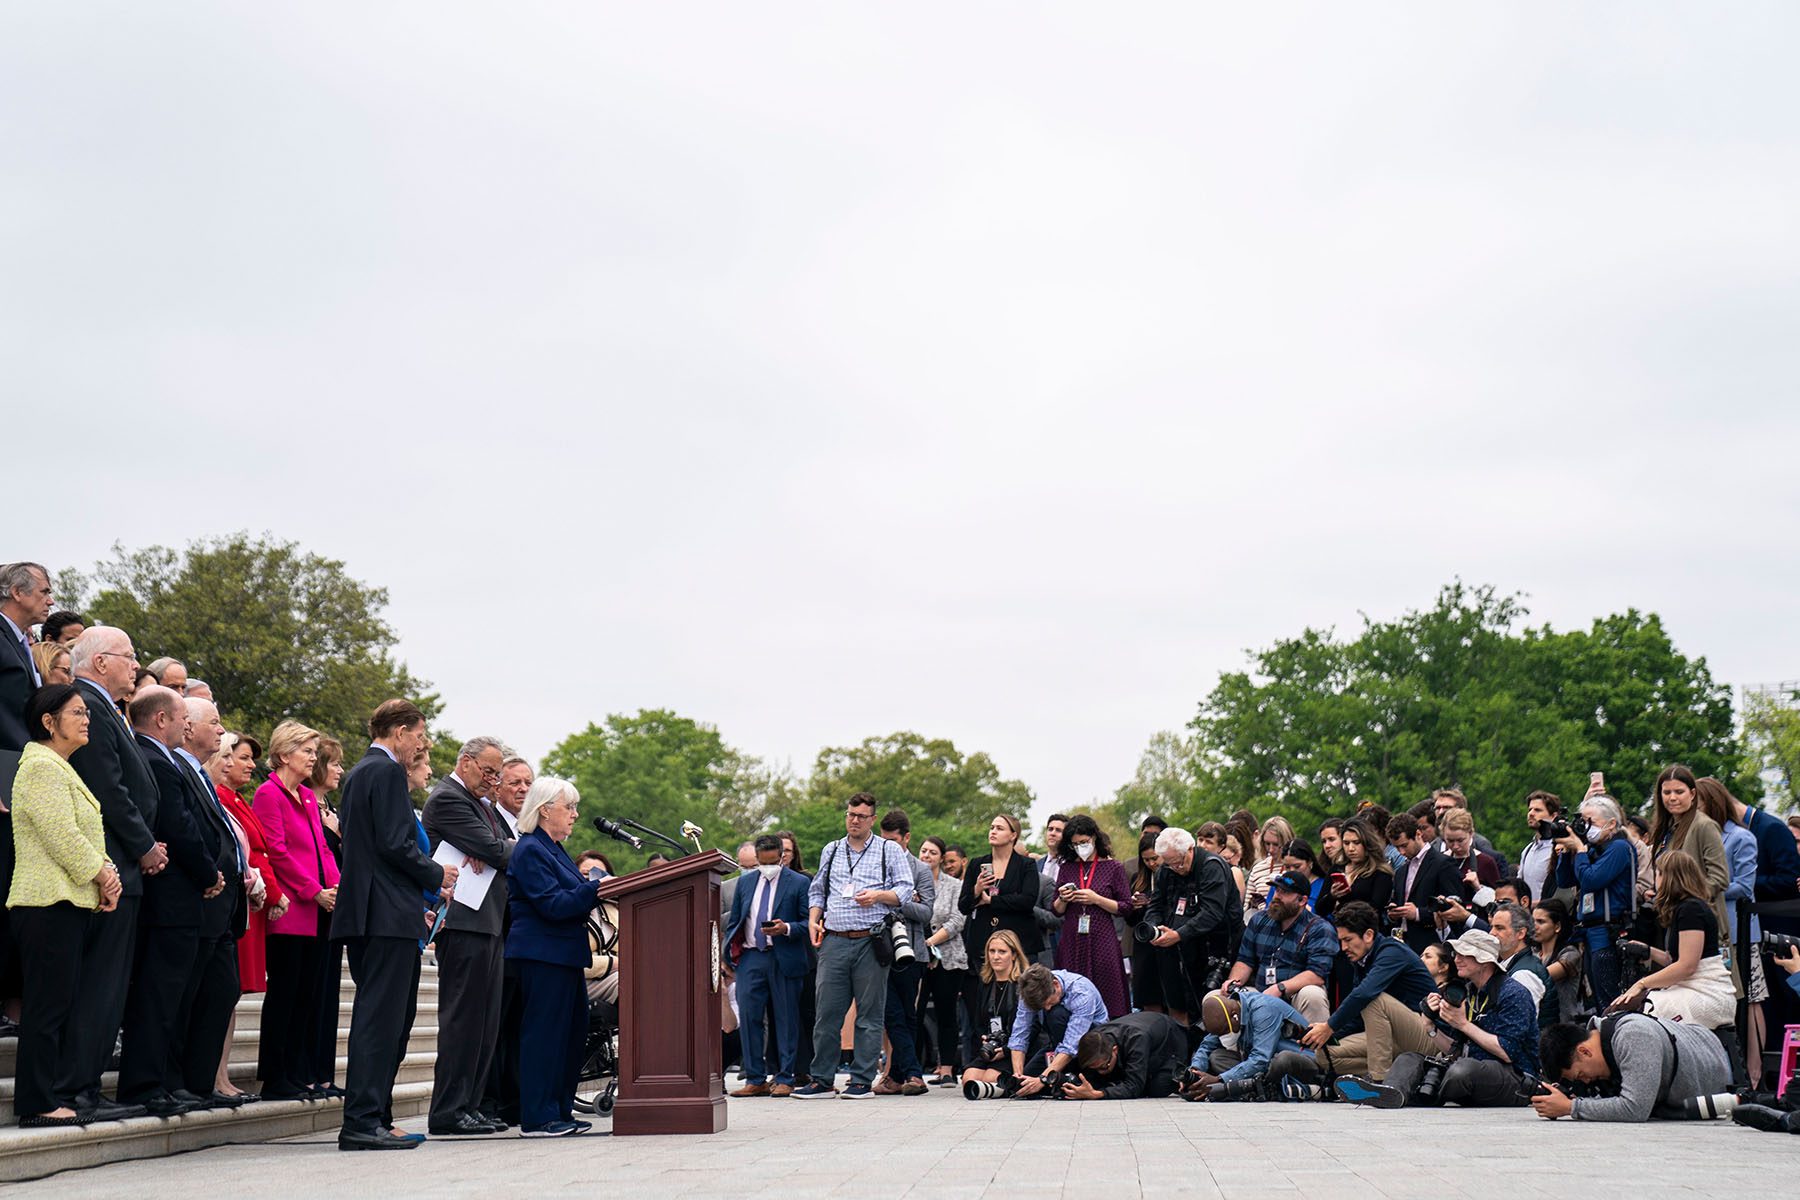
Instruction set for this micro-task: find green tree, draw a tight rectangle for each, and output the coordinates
[1106,730,1202,829]
[1743,685,1800,811]
[772,732,1036,864]
[541,709,782,869]
[59,535,439,757]
[1180,583,1752,859]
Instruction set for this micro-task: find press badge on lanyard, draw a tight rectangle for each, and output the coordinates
[1175,897,1188,917]
[1077,914,1091,934]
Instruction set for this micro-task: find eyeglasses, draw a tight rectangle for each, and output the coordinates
[64,707,90,720]
[845,811,873,820]
[98,651,139,666]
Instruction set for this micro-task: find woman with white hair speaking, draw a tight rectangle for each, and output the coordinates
[506,776,605,1137]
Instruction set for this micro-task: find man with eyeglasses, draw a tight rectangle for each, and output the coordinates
[1,562,56,752]
[422,735,515,1135]
[62,626,167,1120]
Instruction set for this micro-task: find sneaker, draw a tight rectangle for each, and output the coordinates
[790,1082,838,1100]
[1279,1075,1323,1103]
[840,1083,875,1099]
[1333,1076,1404,1109]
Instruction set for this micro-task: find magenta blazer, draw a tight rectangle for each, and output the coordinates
[253,775,340,937]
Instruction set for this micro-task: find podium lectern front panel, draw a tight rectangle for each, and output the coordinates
[599,851,732,1134]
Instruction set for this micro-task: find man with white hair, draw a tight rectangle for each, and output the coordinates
[0,561,54,751]
[1141,827,1243,1024]
[63,627,166,1121]
[422,735,515,1135]
[184,679,214,701]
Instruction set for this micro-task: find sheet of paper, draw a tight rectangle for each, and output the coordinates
[432,840,496,911]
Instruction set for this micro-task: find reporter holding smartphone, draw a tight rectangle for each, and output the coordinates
[1050,816,1132,1017]
[726,835,810,1097]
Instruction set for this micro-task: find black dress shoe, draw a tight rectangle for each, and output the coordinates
[139,1091,197,1118]
[207,1092,248,1109]
[171,1089,211,1108]
[261,1086,307,1102]
[428,1113,498,1136]
[1733,1104,1800,1134]
[322,1084,346,1099]
[338,1128,421,1151]
[83,1099,148,1122]
[18,1113,84,1128]
[476,1110,510,1132]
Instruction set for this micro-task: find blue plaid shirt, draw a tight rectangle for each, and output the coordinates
[807,835,912,932]
[1008,970,1107,1058]
[1462,970,1539,1075]
[1234,907,1337,989]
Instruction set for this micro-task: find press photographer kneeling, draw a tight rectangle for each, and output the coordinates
[1334,930,1539,1109]
[1005,964,1107,1097]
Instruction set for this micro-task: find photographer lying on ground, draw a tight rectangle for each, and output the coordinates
[1332,930,1539,1109]
[1531,1011,1731,1122]
[1064,1011,1191,1099]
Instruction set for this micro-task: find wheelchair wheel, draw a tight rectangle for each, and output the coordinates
[597,1084,615,1116]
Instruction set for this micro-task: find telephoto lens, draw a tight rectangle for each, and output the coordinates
[1205,1077,1264,1103]
[963,1080,1007,1101]
[888,916,915,966]
[1684,1093,1739,1120]
[1133,921,1158,945]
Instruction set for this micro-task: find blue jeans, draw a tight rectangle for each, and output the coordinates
[1582,925,1622,1012]
[809,933,888,1086]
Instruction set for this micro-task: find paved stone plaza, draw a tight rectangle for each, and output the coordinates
[12,1082,1789,1199]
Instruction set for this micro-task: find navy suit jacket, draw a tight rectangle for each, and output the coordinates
[135,732,219,928]
[727,866,810,978]
[68,678,158,895]
[0,623,34,753]
[331,747,445,941]
[505,828,599,970]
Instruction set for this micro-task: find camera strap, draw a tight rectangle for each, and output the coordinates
[1598,1013,1679,1085]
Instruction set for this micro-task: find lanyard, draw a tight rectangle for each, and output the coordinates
[1076,860,1098,894]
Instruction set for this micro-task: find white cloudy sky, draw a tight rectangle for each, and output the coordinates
[7,4,1798,819]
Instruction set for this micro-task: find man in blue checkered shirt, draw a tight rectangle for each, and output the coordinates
[792,792,915,1099]
[1224,872,1338,1023]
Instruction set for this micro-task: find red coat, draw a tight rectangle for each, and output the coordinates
[218,783,284,992]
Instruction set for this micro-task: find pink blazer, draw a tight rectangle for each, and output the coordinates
[253,775,340,937]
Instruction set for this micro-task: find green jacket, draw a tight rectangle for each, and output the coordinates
[8,742,108,910]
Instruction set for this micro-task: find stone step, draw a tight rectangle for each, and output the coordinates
[236,999,439,1034]
[0,1081,434,1183]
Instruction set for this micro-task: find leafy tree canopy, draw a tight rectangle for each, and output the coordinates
[1105,583,1752,859]
[59,534,439,761]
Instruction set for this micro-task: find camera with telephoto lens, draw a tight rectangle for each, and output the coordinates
[1762,932,1800,952]
[1419,982,1468,1036]
[1411,1053,1459,1105]
[1534,817,1571,841]
[1426,895,1457,914]
[962,1076,1019,1102]
[976,1034,1006,1065]
[1619,939,1654,988]
[1517,1073,1553,1100]
[884,914,915,967]
[1205,1076,1266,1103]
[1683,1092,1738,1120]
[1038,1069,1069,1099]
[1133,921,1158,945]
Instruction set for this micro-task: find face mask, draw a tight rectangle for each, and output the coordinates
[1074,842,1096,861]
[757,863,781,880]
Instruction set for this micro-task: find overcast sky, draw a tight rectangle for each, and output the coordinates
[7,4,1798,822]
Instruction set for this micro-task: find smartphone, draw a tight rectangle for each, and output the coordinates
[1330,872,1348,889]
[1590,771,1605,789]
[1059,882,1078,896]
[760,920,780,932]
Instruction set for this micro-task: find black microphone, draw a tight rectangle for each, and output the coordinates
[591,815,644,850]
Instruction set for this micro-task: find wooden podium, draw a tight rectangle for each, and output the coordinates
[598,850,735,1135]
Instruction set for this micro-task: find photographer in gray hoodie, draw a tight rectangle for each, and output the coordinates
[1532,1013,1731,1121]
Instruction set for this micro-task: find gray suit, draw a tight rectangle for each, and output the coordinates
[422,775,513,1125]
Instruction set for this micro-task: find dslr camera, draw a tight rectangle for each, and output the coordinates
[976,1034,1006,1065]
[1410,1053,1459,1106]
[1762,932,1800,952]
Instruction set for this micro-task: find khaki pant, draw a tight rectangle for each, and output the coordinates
[1290,984,1329,1025]
[1316,991,1438,1081]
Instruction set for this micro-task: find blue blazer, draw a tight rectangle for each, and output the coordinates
[505,828,599,969]
[727,866,811,978]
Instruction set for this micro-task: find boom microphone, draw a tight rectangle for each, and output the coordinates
[591,815,644,850]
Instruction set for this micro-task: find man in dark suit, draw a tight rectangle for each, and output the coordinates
[726,834,812,1097]
[0,562,55,752]
[64,627,166,1121]
[421,735,513,1135]
[332,699,457,1151]
[174,696,247,1106]
[117,686,226,1116]
[1386,813,1462,956]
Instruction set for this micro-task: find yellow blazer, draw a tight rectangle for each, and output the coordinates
[8,742,108,910]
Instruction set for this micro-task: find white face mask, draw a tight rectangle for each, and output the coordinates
[1074,842,1095,861]
[757,863,781,880]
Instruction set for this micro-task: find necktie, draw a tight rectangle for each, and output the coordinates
[19,633,39,687]
[755,877,774,949]
[192,762,246,875]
